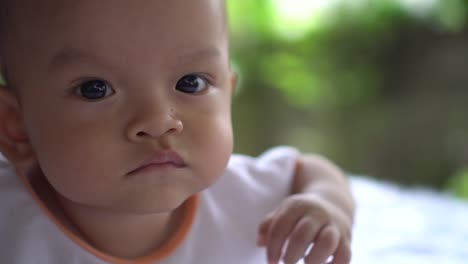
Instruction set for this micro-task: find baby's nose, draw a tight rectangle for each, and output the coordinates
[126,104,183,141]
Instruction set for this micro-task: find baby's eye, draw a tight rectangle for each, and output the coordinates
[76,80,115,100]
[175,74,209,94]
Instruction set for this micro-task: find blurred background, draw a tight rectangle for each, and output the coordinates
[227,0,468,199]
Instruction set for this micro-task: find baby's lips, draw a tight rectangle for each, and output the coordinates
[127,150,185,175]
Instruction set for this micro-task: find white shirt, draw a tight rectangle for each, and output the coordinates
[0,147,299,264]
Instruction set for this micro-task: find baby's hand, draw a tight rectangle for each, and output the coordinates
[257,193,352,264]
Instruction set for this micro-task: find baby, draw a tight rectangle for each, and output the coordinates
[0,1,355,264]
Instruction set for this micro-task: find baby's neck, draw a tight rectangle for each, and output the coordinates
[30,172,183,259]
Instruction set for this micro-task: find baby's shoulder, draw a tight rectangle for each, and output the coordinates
[0,157,26,205]
[0,159,36,225]
[0,157,74,262]
[226,146,300,181]
[206,146,300,203]
[0,156,42,220]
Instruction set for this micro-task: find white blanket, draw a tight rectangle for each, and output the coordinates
[350,177,468,264]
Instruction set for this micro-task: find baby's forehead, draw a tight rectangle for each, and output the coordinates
[1,0,229,85]
[3,0,227,40]
[1,0,226,38]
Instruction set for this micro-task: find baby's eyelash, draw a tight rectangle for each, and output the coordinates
[190,72,215,85]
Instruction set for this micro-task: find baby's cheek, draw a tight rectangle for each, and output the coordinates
[39,155,91,199]
[33,137,112,203]
[197,119,233,182]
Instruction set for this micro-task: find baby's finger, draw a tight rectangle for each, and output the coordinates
[304,224,340,264]
[282,216,321,264]
[266,210,304,264]
[331,239,351,264]
[258,212,275,246]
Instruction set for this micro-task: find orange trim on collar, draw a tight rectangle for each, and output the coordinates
[17,171,199,264]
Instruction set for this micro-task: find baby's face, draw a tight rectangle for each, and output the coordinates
[3,0,234,213]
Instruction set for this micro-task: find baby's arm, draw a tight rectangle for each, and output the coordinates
[257,155,355,264]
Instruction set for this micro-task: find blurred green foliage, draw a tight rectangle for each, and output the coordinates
[229,0,466,110]
[227,0,468,198]
[448,168,468,199]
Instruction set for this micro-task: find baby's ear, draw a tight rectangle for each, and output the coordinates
[0,87,35,173]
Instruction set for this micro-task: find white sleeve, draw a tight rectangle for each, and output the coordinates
[206,146,300,220]
[227,146,300,201]
[191,147,300,264]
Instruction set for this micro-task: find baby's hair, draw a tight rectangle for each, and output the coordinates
[0,0,5,36]
[0,0,7,86]
[0,0,7,45]
[0,0,18,87]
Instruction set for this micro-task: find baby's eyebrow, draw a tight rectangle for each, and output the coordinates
[49,46,224,69]
[177,46,223,62]
[49,48,109,69]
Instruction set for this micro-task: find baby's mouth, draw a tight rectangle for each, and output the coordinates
[127,150,186,176]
